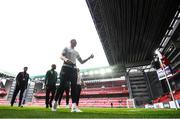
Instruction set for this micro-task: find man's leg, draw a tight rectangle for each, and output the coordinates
[45,86,50,108]
[11,86,20,106]
[19,88,25,107]
[49,86,56,108]
[58,87,65,105]
[76,85,82,106]
[54,82,66,102]
[52,83,66,111]
[64,86,70,108]
[70,68,82,112]
[70,68,77,104]
[52,66,68,111]
[65,87,70,106]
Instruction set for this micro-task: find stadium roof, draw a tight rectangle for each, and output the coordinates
[86,0,180,68]
[0,69,15,78]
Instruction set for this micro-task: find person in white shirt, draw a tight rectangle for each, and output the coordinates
[52,39,94,112]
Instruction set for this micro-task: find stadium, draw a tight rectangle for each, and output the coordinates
[0,0,180,118]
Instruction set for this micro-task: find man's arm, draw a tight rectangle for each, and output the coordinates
[55,72,58,83]
[45,71,49,85]
[78,54,94,64]
[16,72,21,86]
[25,74,29,89]
[60,53,74,64]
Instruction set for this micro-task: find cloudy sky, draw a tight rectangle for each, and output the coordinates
[0,0,109,76]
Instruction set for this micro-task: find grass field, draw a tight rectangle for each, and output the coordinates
[0,105,180,118]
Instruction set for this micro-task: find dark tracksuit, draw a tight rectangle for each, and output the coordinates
[45,70,57,108]
[11,72,29,107]
[54,64,77,104]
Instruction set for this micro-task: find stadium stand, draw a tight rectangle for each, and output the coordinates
[32,74,129,108]
[0,71,14,105]
[31,97,128,108]
[153,89,180,103]
[0,98,9,105]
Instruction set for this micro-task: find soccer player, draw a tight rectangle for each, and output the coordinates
[45,64,58,108]
[52,39,94,112]
[11,67,29,107]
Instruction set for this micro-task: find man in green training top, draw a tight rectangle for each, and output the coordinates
[45,64,58,108]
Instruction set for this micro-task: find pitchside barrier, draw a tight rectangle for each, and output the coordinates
[145,100,180,109]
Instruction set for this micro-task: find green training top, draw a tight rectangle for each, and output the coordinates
[45,70,58,86]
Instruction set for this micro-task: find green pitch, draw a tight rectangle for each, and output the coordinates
[0,105,179,118]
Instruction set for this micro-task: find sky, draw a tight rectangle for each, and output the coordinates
[0,0,109,76]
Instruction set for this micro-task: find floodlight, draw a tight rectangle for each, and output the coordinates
[94,70,99,74]
[84,72,88,75]
[89,71,94,75]
[106,68,112,73]
[100,69,105,75]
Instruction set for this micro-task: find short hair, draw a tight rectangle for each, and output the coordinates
[51,64,56,67]
[70,39,76,43]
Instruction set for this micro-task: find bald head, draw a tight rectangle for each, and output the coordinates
[51,64,56,70]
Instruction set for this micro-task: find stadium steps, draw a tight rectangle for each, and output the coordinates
[132,88,148,92]
[127,71,151,106]
[7,80,16,101]
[25,82,35,102]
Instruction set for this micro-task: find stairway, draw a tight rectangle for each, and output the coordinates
[7,80,16,101]
[25,82,35,102]
[126,70,151,107]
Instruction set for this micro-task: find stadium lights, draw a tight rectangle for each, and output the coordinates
[89,71,94,75]
[106,68,112,73]
[94,70,99,75]
[129,69,138,72]
[144,69,148,72]
[81,67,112,75]
[84,72,88,75]
[80,73,83,76]
[100,69,105,75]
[155,49,162,59]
